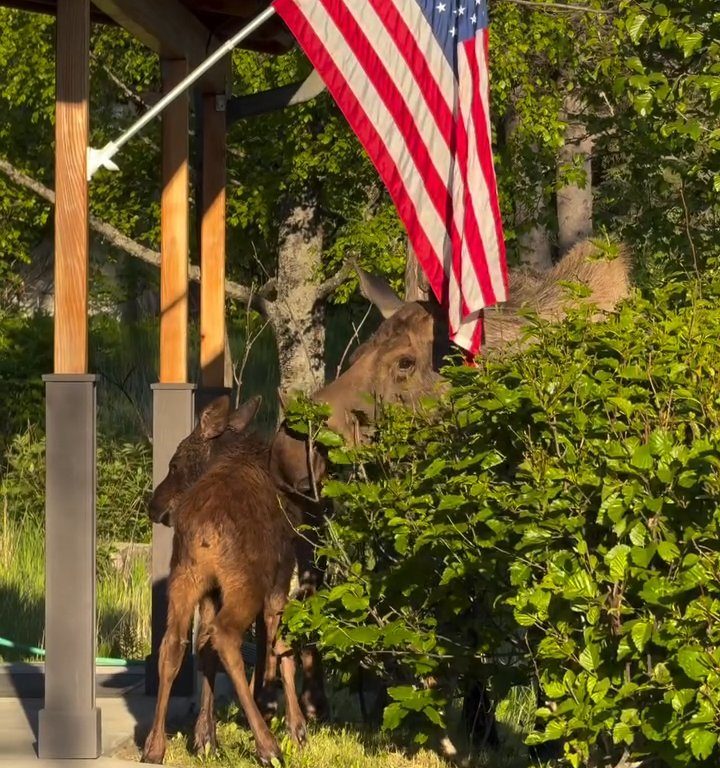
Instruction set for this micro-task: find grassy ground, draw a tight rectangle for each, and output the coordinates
[116,687,536,768]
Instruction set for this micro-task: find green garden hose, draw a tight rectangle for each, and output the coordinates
[0,636,143,666]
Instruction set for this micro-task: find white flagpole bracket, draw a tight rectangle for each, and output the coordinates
[87,5,277,180]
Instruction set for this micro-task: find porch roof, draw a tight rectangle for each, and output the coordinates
[0,0,294,56]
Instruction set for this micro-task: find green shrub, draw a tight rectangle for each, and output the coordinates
[0,313,52,446]
[1,425,152,543]
[284,278,720,766]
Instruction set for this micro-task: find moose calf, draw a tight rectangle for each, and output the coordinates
[142,396,306,765]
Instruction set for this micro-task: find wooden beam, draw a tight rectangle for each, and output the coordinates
[200,92,227,388]
[54,0,89,375]
[91,0,225,89]
[159,60,189,384]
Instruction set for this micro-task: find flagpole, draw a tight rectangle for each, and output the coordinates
[87,5,277,180]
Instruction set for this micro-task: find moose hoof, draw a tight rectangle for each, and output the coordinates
[256,737,283,766]
[287,716,307,746]
[300,688,328,722]
[256,681,282,723]
[193,717,218,756]
[140,733,166,765]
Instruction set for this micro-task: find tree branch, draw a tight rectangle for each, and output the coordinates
[0,156,271,317]
[315,261,352,302]
[502,0,614,13]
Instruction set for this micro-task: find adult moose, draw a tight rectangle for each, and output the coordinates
[270,239,631,719]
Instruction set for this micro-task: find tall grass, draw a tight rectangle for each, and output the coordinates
[0,511,151,662]
[0,501,44,659]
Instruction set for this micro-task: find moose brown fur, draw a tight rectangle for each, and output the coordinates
[270,239,632,717]
[142,396,305,766]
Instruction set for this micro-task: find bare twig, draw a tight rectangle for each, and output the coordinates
[679,181,700,281]
[97,367,153,442]
[336,304,372,379]
[90,53,150,113]
[0,156,272,316]
[307,420,320,502]
[233,283,270,406]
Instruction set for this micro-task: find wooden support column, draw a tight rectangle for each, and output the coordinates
[200,91,227,392]
[147,58,195,697]
[160,59,189,384]
[54,0,89,373]
[39,0,101,757]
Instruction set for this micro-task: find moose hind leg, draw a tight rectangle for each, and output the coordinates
[142,569,200,764]
[211,598,282,766]
[194,591,220,755]
[275,636,306,745]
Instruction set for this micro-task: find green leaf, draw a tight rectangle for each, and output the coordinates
[605,544,631,581]
[685,729,717,760]
[382,702,407,731]
[613,721,634,746]
[626,13,648,44]
[438,494,466,510]
[315,427,344,447]
[671,689,695,713]
[631,620,653,652]
[579,644,601,673]
[657,541,680,563]
[677,647,708,681]
[631,445,653,470]
[680,31,703,58]
[423,705,445,727]
[341,592,369,612]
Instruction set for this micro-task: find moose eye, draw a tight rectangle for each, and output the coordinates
[397,356,416,372]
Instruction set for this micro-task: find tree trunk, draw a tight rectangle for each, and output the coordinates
[504,107,552,272]
[556,93,593,255]
[404,241,430,302]
[271,195,326,402]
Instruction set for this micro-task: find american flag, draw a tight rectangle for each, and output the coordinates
[273,0,508,355]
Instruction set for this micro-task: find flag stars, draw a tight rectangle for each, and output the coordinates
[471,13,477,23]
[436,2,446,11]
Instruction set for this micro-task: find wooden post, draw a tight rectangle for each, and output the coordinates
[54,0,89,374]
[160,59,189,384]
[200,92,227,389]
[39,0,101,757]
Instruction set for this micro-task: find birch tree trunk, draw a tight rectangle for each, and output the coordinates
[557,93,594,255]
[504,102,552,272]
[270,194,326,401]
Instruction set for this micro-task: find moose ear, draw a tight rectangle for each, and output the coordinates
[228,395,262,433]
[200,395,231,439]
[355,264,405,319]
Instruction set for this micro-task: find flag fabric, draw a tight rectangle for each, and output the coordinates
[272,0,508,354]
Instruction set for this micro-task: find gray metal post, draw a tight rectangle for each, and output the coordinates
[38,374,101,759]
[145,383,196,696]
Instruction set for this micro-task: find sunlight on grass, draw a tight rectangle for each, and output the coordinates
[0,502,45,657]
[97,546,151,660]
[118,688,535,768]
[0,509,151,662]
